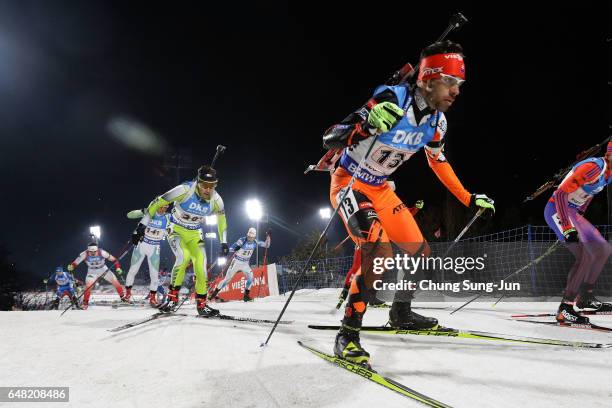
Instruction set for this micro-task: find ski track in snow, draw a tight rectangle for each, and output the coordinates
[2,289,612,408]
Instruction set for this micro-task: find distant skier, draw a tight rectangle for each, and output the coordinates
[45,266,81,310]
[544,141,612,324]
[142,165,228,316]
[157,268,170,304]
[67,243,125,309]
[208,228,271,302]
[124,205,170,307]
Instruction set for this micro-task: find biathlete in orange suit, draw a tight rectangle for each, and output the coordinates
[322,40,495,364]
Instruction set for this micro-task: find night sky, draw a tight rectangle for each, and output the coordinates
[0,1,608,287]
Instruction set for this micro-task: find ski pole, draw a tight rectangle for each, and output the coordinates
[390,12,468,85]
[524,136,610,202]
[254,230,272,299]
[442,207,485,258]
[492,293,505,307]
[450,241,561,314]
[210,145,226,168]
[333,235,352,252]
[113,243,133,285]
[254,247,269,300]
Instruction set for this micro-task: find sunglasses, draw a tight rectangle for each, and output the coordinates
[197,181,217,189]
[439,73,465,88]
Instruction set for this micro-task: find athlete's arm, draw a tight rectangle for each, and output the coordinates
[322,89,399,149]
[424,115,471,207]
[126,208,150,229]
[258,235,271,249]
[146,184,189,217]
[69,251,87,270]
[213,194,228,244]
[553,161,600,231]
[101,250,121,270]
[127,209,145,219]
[231,238,244,252]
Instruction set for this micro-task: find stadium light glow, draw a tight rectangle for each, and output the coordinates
[319,207,331,219]
[245,199,263,221]
[89,225,101,239]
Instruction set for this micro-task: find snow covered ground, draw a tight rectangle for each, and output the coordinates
[1,289,612,408]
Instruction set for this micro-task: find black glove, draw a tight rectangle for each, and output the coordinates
[220,243,229,256]
[336,285,350,309]
[266,228,272,237]
[563,228,579,243]
[339,286,349,302]
[132,224,145,245]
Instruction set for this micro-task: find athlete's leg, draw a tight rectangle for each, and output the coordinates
[374,186,429,301]
[102,268,125,298]
[544,202,588,300]
[573,214,612,308]
[186,237,207,296]
[147,244,161,291]
[216,259,240,290]
[242,263,254,290]
[51,289,63,309]
[167,229,194,289]
[574,214,612,285]
[239,262,255,301]
[83,269,100,306]
[183,235,218,315]
[369,186,436,328]
[544,202,591,322]
[331,183,390,329]
[125,244,146,287]
[63,287,79,308]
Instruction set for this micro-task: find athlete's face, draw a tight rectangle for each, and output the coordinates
[157,205,169,215]
[196,181,216,200]
[421,76,462,112]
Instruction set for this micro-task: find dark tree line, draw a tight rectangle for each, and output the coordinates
[0,243,22,310]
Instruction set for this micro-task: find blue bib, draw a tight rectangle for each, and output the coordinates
[339,84,440,185]
[170,181,215,230]
[144,213,169,244]
[54,272,72,286]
